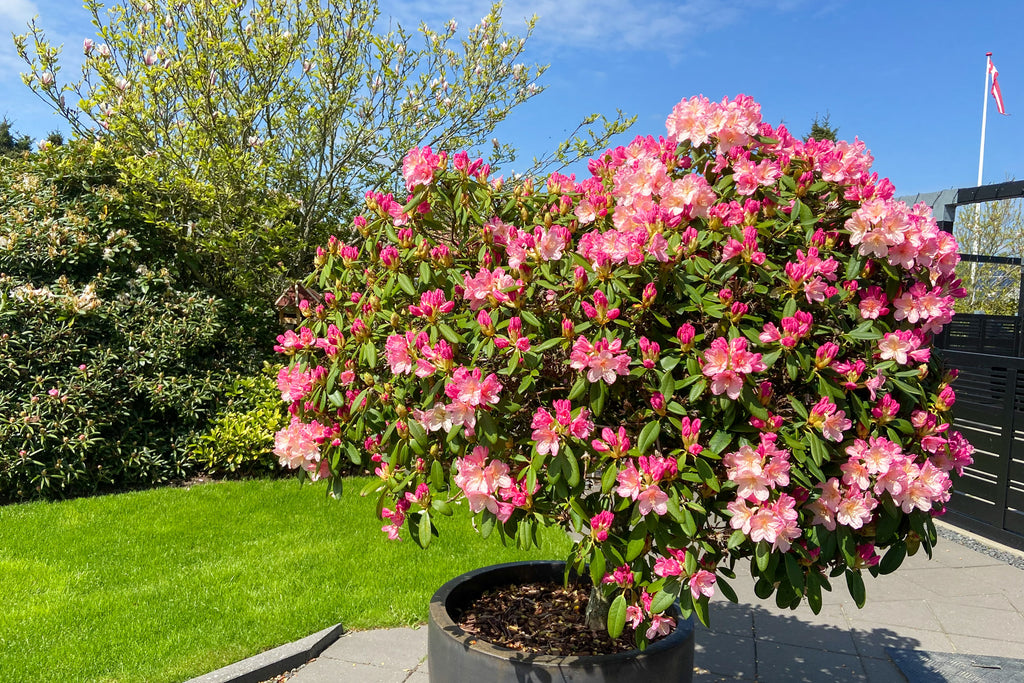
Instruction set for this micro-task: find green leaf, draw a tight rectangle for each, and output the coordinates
[807,432,828,466]
[784,553,805,593]
[638,421,661,454]
[418,511,432,548]
[419,260,431,286]
[755,540,771,572]
[438,323,462,344]
[879,542,907,575]
[650,589,676,614]
[363,342,378,368]
[806,571,823,614]
[430,459,445,489]
[626,526,648,561]
[708,430,733,454]
[590,550,607,587]
[695,456,716,485]
[564,448,581,487]
[658,371,675,399]
[601,463,618,494]
[727,529,747,549]
[693,595,710,627]
[607,594,628,639]
[532,337,561,353]
[479,512,495,539]
[397,272,416,295]
[716,577,738,603]
[783,297,797,318]
[589,380,606,417]
[688,378,707,402]
[360,478,385,497]
[568,376,587,401]
[845,569,866,608]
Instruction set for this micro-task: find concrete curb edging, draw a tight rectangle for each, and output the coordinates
[185,623,345,683]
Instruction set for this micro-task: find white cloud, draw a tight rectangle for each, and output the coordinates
[381,0,806,54]
[0,0,41,78]
[0,0,39,25]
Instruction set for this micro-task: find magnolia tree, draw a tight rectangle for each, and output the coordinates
[15,0,630,298]
[272,94,974,647]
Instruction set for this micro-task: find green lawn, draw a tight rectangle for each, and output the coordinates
[0,477,570,683]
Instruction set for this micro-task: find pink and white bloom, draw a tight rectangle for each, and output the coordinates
[702,336,766,399]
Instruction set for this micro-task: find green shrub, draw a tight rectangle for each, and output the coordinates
[0,141,276,502]
[189,365,288,476]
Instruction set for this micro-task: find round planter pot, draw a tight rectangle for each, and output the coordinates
[428,560,695,683]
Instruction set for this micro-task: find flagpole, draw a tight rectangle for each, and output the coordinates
[978,52,992,186]
[972,52,993,307]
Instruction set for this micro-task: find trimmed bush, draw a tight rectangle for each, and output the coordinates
[188,365,288,476]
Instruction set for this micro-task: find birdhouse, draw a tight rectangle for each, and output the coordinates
[274,282,322,326]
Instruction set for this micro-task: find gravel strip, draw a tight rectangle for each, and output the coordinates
[258,660,311,683]
[936,524,1024,571]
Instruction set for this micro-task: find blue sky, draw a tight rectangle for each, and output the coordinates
[1,0,1022,197]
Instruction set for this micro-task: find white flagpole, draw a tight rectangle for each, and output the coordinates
[971,52,993,307]
[978,52,992,186]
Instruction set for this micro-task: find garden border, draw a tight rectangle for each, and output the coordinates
[185,623,344,683]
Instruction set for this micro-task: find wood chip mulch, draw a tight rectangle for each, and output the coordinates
[456,581,645,656]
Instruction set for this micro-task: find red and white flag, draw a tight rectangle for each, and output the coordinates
[989,57,1007,115]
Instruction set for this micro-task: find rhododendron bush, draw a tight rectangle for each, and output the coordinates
[274,94,974,644]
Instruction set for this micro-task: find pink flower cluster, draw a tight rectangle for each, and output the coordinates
[725,435,801,552]
[808,433,961,531]
[273,416,329,481]
[402,145,446,191]
[569,336,632,384]
[453,446,514,522]
[702,336,766,399]
[384,331,453,377]
[665,94,762,154]
[616,455,678,516]
[530,400,593,457]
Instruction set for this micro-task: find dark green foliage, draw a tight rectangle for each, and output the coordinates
[0,141,276,502]
[0,119,32,156]
[804,112,838,142]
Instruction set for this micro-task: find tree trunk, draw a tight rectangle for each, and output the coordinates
[584,584,610,632]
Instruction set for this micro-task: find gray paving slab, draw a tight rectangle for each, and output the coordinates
[752,603,856,651]
[932,602,1024,643]
[755,640,867,682]
[699,600,753,637]
[860,655,909,683]
[312,627,427,669]
[944,632,1024,658]
[848,624,955,660]
[693,629,756,679]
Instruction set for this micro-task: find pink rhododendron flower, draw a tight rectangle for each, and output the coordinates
[590,510,614,542]
[689,569,717,600]
[568,335,631,384]
[702,336,766,399]
[402,146,446,191]
[445,367,503,407]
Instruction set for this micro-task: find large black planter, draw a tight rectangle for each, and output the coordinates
[427,560,695,682]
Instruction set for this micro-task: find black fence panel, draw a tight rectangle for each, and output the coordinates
[939,350,1024,548]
